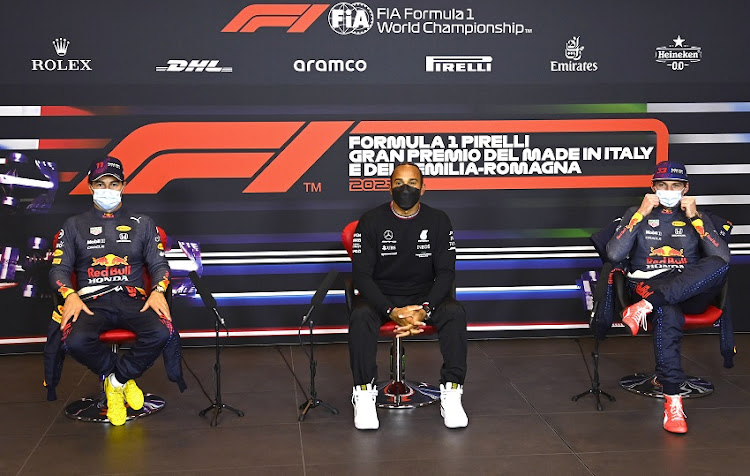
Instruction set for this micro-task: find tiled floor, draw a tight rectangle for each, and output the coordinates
[2,334,750,475]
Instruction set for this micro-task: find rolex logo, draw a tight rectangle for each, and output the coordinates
[32,37,92,71]
[52,38,70,56]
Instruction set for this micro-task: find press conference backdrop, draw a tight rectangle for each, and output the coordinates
[1,0,749,351]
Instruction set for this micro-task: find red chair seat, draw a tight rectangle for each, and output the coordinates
[99,329,137,343]
[683,305,723,330]
[379,321,437,337]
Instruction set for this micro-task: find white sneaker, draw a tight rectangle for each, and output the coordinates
[440,382,468,428]
[352,383,379,430]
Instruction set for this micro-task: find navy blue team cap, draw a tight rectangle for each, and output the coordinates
[652,161,688,182]
[88,156,125,182]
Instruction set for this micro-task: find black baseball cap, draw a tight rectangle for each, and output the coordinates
[88,157,125,182]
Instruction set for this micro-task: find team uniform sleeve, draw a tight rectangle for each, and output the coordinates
[143,218,171,291]
[426,212,456,308]
[48,219,78,299]
[352,218,393,315]
[606,206,641,263]
[691,212,731,263]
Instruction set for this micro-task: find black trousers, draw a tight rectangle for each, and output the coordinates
[62,292,171,383]
[348,294,468,386]
[627,255,729,394]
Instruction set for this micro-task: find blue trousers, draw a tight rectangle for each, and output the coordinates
[628,256,729,394]
[63,292,171,383]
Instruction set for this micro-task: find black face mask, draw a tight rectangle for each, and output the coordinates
[391,184,421,210]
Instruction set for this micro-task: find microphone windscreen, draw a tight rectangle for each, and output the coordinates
[188,270,217,308]
[311,270,338,306]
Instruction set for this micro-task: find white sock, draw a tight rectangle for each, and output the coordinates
[109,373,125,388]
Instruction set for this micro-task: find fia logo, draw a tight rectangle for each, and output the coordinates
[329,2,374,35]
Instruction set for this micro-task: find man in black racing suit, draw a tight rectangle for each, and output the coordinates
[49,157,172,426]
[606,161,730,434]
[348,163,468,430]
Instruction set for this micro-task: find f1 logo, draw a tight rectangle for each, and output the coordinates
[69,121,353,195]
[222,4,329,33]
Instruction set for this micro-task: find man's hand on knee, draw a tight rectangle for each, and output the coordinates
[60,292,94,329]
[141,292,171,321]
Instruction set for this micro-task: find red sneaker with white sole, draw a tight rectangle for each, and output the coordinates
[622,299,653,336]
[663,394,688,434]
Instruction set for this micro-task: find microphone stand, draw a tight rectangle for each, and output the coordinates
[198,305,245,426]
[572,267,616,411]
[298,303,339,421]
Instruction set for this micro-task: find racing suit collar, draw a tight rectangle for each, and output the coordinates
[89,205,128,219]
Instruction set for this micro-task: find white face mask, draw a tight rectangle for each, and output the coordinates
[92,189,122,212]
[655,189,682,208]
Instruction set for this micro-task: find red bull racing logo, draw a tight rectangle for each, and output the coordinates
[649,246,683,257]
[615,212,643,240]
[88,254,131,283]
[647,246,687,268]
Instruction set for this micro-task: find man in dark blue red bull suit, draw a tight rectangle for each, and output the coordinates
[606,161,730,434]
[49,157,172,426]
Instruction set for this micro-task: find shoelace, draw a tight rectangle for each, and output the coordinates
[441,388,462,403]
[668,400,686,421]
[628,306,649,331]
[352,389,377,404]
[638,310,649,331]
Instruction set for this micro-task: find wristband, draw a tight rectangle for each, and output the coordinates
[59,286,75,299]
[421,302,432,321]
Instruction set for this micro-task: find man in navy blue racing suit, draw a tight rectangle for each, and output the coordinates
[49,157,172,426]
[606,161,730,434]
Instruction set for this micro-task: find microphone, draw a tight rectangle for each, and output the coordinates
[188,271,217,308]
[189,271,226,328]
[302,269,339,326]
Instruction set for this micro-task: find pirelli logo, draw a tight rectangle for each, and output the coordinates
[425,56,493,73]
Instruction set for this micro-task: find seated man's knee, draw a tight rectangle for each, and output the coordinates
[153,322,172,346]
[350,301,376,321]
[63,328,98,354]
[437,300,467,323]
[706,254,730,272]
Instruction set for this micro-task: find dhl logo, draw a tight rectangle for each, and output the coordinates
[222,4,329,33]
[649,246,684,257]
[91,254,129,267]
[68,119,669,195]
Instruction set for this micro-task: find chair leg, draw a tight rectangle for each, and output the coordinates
[376,336,440,409]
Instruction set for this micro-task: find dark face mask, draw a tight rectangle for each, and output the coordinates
[391,184,421,210]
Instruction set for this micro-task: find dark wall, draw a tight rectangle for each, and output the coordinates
[1,1,748,351]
